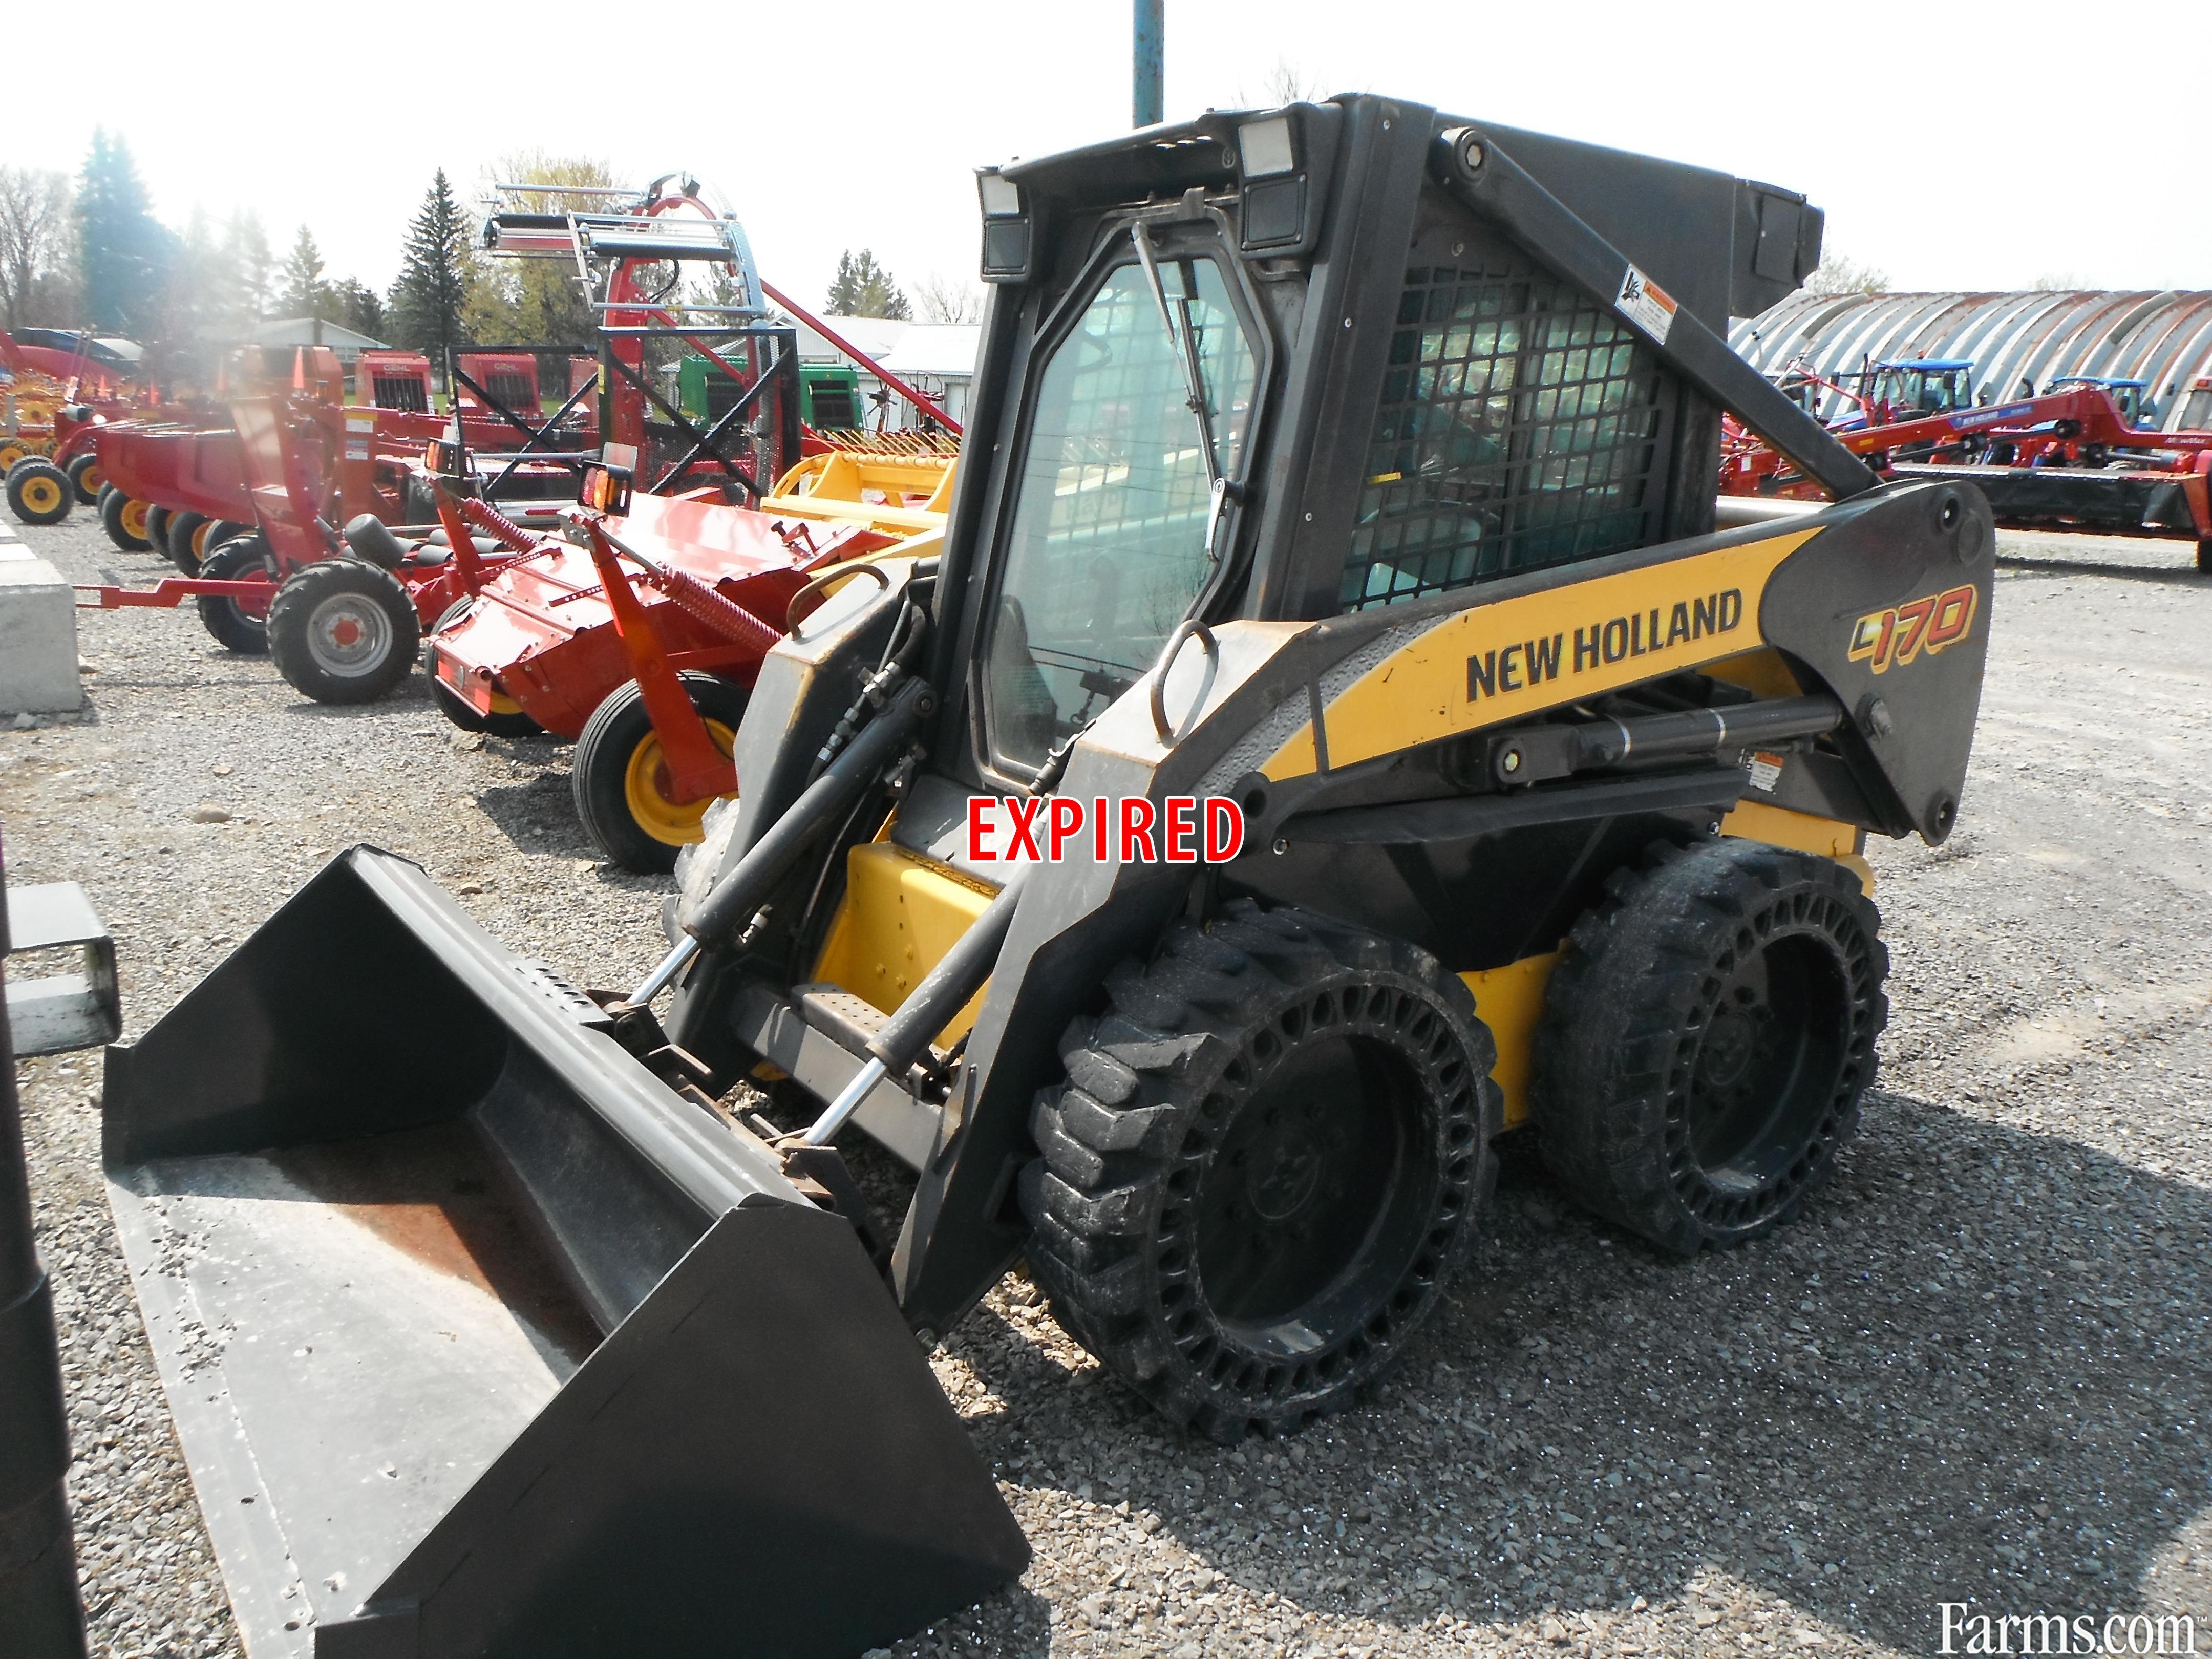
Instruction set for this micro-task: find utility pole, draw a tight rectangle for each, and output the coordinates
[0,843,90,1656]
[1134,0,1163,127]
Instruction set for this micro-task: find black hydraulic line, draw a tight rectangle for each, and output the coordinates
[684,676,935,950]
[1429,129,1882,503]
[0,845,89,1656]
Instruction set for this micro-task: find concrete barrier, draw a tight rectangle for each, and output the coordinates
[0,527,82,715]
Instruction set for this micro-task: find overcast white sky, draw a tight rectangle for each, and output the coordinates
[15,1,2206,310]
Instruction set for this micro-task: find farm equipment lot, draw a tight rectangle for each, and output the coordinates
[4,512,2209,1656]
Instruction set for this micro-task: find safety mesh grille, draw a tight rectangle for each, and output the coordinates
[484,371,537,411]
[369,375,428,413]
[1338,261,1667,612]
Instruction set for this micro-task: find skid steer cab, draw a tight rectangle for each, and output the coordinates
[102,96,1990,1656]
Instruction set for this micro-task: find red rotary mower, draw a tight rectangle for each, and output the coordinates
[424,443,951,870]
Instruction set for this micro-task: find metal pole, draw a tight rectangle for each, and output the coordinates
[0,840,90,1655]
[1133,0,1164,127]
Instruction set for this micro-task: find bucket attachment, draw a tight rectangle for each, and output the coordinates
[99,848,1027,1658]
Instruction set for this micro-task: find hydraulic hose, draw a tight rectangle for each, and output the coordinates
[628,675,935,1003]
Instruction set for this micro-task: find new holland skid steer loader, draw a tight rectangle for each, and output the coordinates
[100,96,1990,1657]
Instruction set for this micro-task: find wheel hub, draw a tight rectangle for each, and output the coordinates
[308,596,391,675]
[1244,1114,1323,1222]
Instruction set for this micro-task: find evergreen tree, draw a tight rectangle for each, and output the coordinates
[386,169,474,354]
[278,225,335,321]
[826,249,910,320]
[331,279,385,341]
[211,211,272,331]
[75,131,170,335]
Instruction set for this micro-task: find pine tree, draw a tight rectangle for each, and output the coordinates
[278,225,335,321]
[214,211,273,330]
[331,279,385,341]
[75,130,170,335]
[826,249,910,321]
[386,169,474,355]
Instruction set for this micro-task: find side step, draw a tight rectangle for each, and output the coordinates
[100,847,1026,1657]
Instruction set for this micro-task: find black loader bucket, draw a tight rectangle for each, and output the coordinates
[98,847,1027,1658]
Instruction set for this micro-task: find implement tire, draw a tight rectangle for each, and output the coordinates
[66,452,104,503]
[424,598,541,738]
[571,673,746,873]
[166,509,208,573]
[267,558,420,704]
[195,536,277,654]
[6,460,72,525]
[1530,839,1887,1255]
[99,489,152,551]
[1021,900,1500,1442]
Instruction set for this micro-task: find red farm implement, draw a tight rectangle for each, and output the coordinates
[425,443,950,869]
[2,330,186,523]
[1722,372,2212,568]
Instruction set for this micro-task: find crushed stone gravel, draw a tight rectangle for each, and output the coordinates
[3,514,2208,1657]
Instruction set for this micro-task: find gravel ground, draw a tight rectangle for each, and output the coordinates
[4,513,2209,1658]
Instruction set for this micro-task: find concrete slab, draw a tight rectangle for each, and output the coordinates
[0,553,82,713]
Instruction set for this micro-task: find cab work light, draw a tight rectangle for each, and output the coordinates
[977,169,1033,282]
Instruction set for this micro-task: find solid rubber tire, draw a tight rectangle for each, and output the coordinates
[571,673,748,873]
[65,452,104,503]
[1529,838,1887,1255]
[6,460,72,525]
[195,536,277,654]
[266,557,421,704]
[99,490,151,551]
[1020,900,1501,1442]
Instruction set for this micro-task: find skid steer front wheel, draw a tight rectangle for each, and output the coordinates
[571,674,747,873]
[1023,901,1500,1442]
[1532,839,1887,1254]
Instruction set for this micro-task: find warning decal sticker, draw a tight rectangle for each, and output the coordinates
[1617,264,1678,345]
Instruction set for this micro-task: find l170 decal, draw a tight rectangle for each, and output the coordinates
[1847,584,1977,674]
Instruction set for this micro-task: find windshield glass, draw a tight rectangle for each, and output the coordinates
[984,253,1257,771]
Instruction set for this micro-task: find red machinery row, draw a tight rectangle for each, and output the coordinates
[1723,361,2212,568]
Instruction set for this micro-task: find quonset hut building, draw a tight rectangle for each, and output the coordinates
[1730,290,2212,433]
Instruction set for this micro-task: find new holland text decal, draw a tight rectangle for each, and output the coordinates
[1468,588,1743,703]
[1847,583,1977,675]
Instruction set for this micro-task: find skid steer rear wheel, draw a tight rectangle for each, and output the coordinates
[267,557,421,704]
[571,673,747,873]
[99,488,151,551]
[1022,901,1500,1442]
[66,452,104,503]
[6,459,72,525]
[1531,839,1887,1255]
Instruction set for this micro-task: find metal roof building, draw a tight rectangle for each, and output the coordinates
[1730,290,2212,432]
